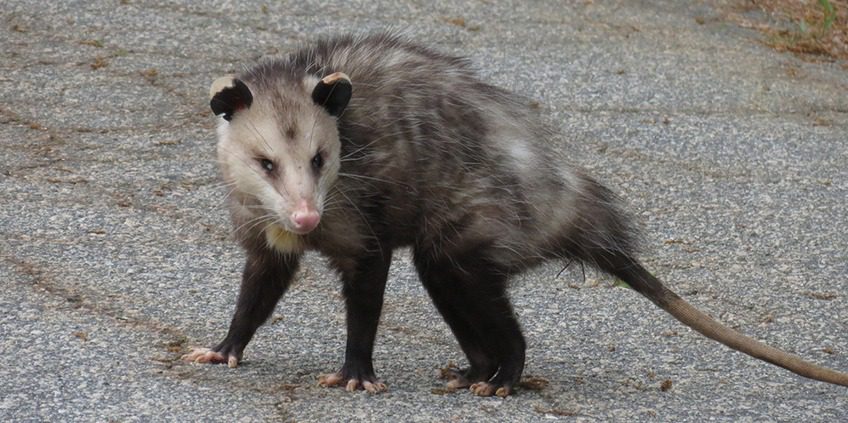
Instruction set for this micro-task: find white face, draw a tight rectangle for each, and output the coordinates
[216,91,341,238]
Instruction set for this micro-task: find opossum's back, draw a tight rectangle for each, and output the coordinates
[299,35,607,265]
[289,33,476,85]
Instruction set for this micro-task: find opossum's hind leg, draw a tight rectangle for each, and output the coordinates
[414,244,526,397]
[420,269,499,389]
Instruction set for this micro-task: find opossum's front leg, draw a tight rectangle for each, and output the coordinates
[318,251,392,393]
[184,250,300,367]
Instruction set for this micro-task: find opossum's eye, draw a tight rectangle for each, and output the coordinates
[311,152,324,171]
[258,158,275,173]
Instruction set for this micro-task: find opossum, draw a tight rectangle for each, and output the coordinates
[184,33,847,396]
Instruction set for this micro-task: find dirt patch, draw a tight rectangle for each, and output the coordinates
[730,0,848,60]
[517,375,550,391]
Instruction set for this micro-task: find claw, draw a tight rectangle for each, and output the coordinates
[362,380,387,393]
[468,381,513,397]
[317,372,344,387]
[182,347,237,367]
[440,364,495,391]
[446,378,470,390]
[318,372,387,393]
[470,382,496,396]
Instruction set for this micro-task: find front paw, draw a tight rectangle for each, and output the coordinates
[182,346,241,368]
[318,364,387,393]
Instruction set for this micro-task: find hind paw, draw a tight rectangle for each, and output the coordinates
[442,367,479,390]
[440,363,498,391]
[470,381,512,397]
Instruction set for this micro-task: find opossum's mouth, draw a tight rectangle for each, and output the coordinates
[272,219,315,236]
[286,226,315,236]
[265,224,306,254]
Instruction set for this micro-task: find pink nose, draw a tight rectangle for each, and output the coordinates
[291,209,320,233]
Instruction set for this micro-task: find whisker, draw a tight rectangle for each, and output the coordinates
[245,116,274,152]
[337,172,411,189]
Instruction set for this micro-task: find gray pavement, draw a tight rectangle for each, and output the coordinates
[2,0,847,421]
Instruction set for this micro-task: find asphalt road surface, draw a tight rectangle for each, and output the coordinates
[1,0,846,421]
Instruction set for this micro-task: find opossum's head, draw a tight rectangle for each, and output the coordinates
[210,72,352,248]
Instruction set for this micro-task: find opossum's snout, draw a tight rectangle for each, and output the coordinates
[289,200,320,234]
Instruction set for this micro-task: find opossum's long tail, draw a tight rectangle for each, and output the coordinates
[607,254,848,387]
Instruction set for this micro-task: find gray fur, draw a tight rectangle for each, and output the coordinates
[224,33,634,269]
[199,33,848,393]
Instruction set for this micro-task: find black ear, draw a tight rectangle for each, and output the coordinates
[209,76,253,121]
[311,72,351,117]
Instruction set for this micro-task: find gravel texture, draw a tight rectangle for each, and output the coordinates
[1,0,846,421]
